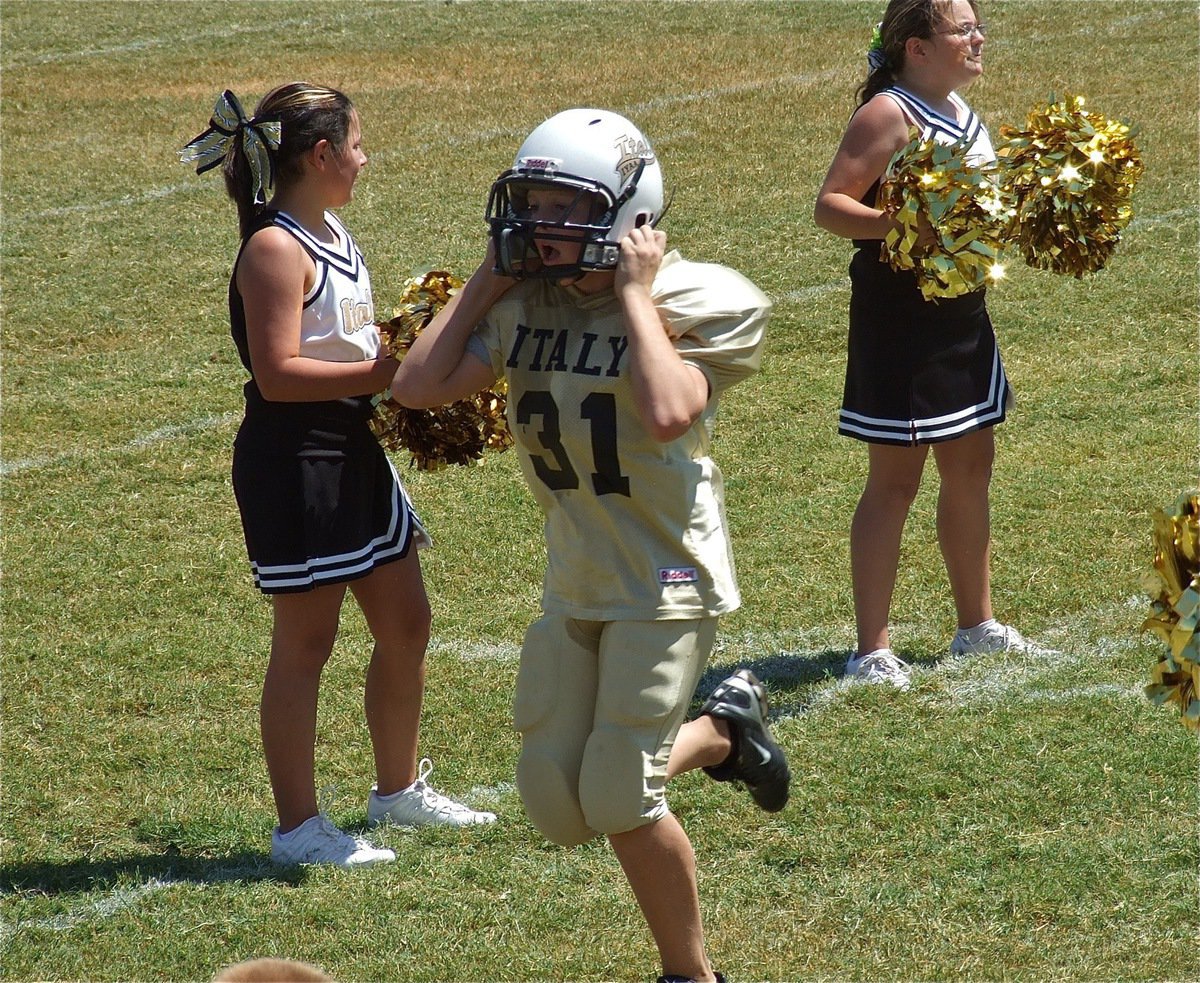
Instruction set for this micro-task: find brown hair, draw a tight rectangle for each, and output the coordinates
[223,82,356,238]
[857,0,981,106]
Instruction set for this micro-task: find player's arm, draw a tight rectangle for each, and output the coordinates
[390,249,510,408]
[616,226,709,443]
[238,227,399,402]
[813,96,924,243]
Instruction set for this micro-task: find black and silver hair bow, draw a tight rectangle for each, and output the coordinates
[179,90,282,206]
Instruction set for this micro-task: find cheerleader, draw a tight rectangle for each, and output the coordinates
[181,83,494,867]
[814,0,1052,688]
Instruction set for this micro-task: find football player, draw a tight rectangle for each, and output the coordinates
[392,108,790,983]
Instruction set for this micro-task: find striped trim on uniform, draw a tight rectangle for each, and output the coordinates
[273,211,368,284]
[882,86,993,165]
[838,344,1009,445]
[250,458,414,592]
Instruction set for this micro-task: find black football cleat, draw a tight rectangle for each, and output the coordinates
[699,669,790,812]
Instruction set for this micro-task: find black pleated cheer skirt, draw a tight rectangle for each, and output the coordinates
[838,245,1011,446]
[231,395,425,594]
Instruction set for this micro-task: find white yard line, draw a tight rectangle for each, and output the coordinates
[0,412,240,477]
[0,877,178,939]
[13,71,838,225]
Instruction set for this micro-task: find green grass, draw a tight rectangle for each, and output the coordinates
[2,1,1197,981]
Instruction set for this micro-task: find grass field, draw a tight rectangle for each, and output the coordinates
[1,1,1197,981]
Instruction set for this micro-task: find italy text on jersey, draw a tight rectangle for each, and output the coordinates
[505,323,628,377]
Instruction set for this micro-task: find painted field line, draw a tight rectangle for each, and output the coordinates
[763,601,1150,721]
[424,594,1150,723]
[429,639,521,662]
[10,0,1177,70]
[0,857,281,943]
[5,16,338,69]
[464,780,518,807]
[0,412,239,478]
[3,195,1188,476]
[0,877,178,940]
[0,603,1149,942]
[776,280,847,305]
[14,70,837,226]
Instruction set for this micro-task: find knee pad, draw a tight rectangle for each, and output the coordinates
[516,749,595,847]
[512,617,600,847]
[578,726,669,836]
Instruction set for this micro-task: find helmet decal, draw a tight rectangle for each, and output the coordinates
[517,156,561,174]
[614,134,654,182]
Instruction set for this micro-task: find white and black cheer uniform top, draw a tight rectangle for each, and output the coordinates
[230,209,379,439]
[229,209,424,594]
[838,86,1011,446]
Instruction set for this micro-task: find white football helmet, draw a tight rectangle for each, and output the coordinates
[486,108,664,278]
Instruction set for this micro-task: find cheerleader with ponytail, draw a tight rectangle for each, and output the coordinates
[180,84,495,868]
[814,2,1055,689]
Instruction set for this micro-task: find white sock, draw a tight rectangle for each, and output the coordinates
[277,815,318,839]
[375,780,418,803]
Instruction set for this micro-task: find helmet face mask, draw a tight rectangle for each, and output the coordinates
[486,109,663,280]
[487,174,620,279]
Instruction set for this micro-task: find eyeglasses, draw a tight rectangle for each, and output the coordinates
[940,22,987,39]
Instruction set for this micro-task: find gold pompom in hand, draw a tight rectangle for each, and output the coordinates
[878,130,1012,302]
[1142,492,1200,733]
[370,271,512,470]
[996,94,1144,278]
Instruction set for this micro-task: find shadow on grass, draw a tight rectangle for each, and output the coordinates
[694,645,945,718]
[0,848,301,897]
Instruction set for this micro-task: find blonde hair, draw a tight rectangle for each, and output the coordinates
[223,82,356,238]
[212,957,332,983]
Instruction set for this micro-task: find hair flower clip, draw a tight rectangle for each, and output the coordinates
[867,22,888,70]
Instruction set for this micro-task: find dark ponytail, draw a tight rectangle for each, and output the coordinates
[222,83,355,238]
[855,0,980,108]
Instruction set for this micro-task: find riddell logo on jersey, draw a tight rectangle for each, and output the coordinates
[658,567,698,585]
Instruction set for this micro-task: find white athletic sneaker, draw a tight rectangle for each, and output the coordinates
[845,649,911,689]
[950,621,1056,657]
[366,758,497,828]
[271,814,395,868]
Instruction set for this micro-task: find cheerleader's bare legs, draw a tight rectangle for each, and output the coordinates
[932,426,995,631]
[261,582,350,833]
[349,551,431,796]
[850,426,1008,667]
[851,441,929,656]
[261,552,431,834]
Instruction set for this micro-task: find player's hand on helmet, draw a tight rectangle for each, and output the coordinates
[477,236,524,293]
[615,225,666,296]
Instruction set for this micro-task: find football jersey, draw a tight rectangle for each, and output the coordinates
[471,250,770,621]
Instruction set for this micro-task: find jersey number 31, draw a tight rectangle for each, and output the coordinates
[517,390,631,497]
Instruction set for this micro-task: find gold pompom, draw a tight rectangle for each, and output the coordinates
[878,130,1012,302]
[1142,492,1200,733]
[370,271,512,470]
[996,94,1144,278]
